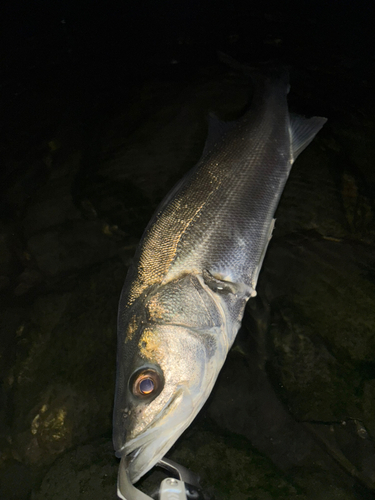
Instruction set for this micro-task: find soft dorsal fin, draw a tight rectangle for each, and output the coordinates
[290,113,327,161]
[149,115,239,217]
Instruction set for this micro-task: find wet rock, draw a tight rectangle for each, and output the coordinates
[137,428,307,500]
[0,305,28,439]
[290,469,364,500]
[30,439,118,500]
[8,261,123,468]
[0,275,10,291]
[0,223,13,276]
[203,342,373,497]
[20,147,122,281]
[206,347,318,471]
[332,117,375,186]
[238,232,375,492]
[13,384,95,465]
[262,234,375,423]
[204,346,366,494]
[169,426,363,500]
[1,157,50,218]
[363,381,375,441]
[22,158,82,238]
[26,219,120,278]
[304,419,375,491]
[274,144,349,239]
[14,269,43,295]
[0,461,32,500]
[340,170,374,243]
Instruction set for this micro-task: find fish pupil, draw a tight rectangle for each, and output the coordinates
[139,378,154,394]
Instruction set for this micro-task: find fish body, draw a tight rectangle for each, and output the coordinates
[113,69,326,486]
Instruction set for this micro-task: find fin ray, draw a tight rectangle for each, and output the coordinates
[290,114,327,161]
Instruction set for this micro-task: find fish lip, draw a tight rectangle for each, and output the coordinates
[120,428,164,483]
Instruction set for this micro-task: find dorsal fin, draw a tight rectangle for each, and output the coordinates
[290,114,327,161]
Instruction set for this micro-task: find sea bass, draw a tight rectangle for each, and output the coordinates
[113,67,326,487]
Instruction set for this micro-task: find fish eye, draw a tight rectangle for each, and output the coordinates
[130,368,163,399]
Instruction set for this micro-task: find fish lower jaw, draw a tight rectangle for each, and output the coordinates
[121,437,150,464]
[124,438,168,484]
[122,418,193,483]
[125,446,141,462]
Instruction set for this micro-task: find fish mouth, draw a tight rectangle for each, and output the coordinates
[121,426,173,484]
[118,387,194,484]
[122,418,179,483]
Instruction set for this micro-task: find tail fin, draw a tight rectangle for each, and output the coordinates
[218,52,327,156]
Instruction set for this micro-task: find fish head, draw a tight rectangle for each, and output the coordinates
[113,317,221,484]
[113,273,229,484]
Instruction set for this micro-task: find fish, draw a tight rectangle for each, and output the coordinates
[112,63,327,489]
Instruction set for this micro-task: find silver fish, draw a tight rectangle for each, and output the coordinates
[113,68,326,487]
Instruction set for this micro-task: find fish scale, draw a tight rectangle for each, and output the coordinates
[113,68,327,490]
[141,115,288,288]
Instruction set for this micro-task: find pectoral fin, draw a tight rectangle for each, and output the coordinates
[202,269,255,299]
[251,218,276,292]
